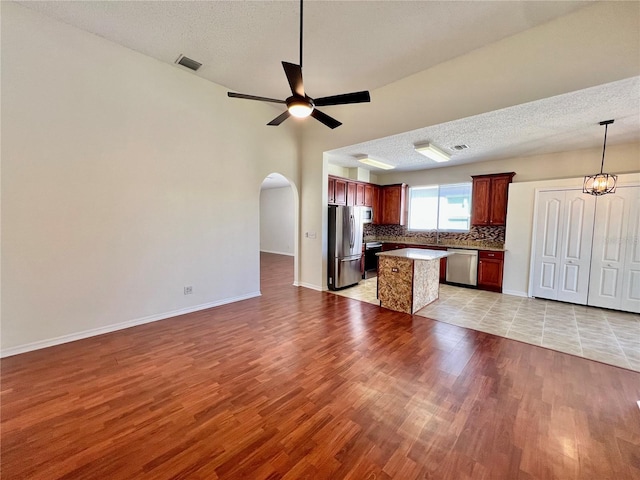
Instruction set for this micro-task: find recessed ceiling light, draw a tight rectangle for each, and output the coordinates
[414,143,451,162]
[357,156,395,170]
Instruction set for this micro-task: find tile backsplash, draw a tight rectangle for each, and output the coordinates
[364,223,505,249]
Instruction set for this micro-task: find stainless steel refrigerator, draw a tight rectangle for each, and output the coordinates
[328,205,363,290]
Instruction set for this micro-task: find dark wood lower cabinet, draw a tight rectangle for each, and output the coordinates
[477,250,504,292]
[379,244,504,289]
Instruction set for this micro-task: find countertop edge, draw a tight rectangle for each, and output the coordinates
[369,240,506,252]
[376,248,452,260]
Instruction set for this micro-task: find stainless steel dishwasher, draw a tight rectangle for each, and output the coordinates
[445,248,478,286]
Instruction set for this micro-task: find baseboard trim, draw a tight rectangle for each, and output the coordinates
[297,282,323,292]
[260,250,294,256]
[502,289,529,298]
[0,291,261,358]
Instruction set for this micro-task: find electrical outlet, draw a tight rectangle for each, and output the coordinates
[184,286,193,295]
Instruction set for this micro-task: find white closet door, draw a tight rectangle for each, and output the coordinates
[557,191,595,304]
[531,191,565,300]
[621,190,640,313]
[588,188,634,310]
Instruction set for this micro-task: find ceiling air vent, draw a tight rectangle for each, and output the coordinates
[175,55,202,72]
[452,144,469,151]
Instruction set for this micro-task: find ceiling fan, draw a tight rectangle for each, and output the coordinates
[227,0,370,129]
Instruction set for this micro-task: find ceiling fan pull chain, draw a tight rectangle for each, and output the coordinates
[299,0,303,69]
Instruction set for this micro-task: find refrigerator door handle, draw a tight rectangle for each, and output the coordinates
[350,214,355,248]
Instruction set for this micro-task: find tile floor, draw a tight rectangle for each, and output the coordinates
[330,277,640,372]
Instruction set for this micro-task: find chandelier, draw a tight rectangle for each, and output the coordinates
[583,119,617,196]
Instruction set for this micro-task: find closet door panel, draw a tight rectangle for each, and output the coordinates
[621,189,640,312]
[531,192,564,300]
[557,193,594,304]
[588,193,628,310]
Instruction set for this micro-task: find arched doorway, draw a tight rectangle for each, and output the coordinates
[259,173,299,292]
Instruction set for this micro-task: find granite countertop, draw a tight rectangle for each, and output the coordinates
[376,248,452,261]
[371,239,506,252]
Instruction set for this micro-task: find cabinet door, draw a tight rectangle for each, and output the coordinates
[489,176,511,225]
[478,257,503,292]
[588,187,639,312]
[328,177,336,204]
[346,182,356,206]
[372,186,381,224]
[471,177,491,225]
[356,183,366,206]
[364,184,374,207]
[380,185,407,225]
[471,173,514,226]
[334,179,347,205]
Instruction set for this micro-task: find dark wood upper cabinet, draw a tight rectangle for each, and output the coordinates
[364,184,375,207]
[328,176,336,204]
[379,184,408,225]
[471,173,515,226]
[329,176,372,208]
[356,183,366,206]
[346,182,357,206]
[334,178,347,205]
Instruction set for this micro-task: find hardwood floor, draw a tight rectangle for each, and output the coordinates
[2,252,639,479]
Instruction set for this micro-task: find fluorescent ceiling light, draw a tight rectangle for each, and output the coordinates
[414,143,451,163]
[357,156,395,170]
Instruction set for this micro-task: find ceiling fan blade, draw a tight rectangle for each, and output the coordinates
[267,110,291,126]
[314,91,371,107]
[282,61,305,97]
[228,92,285,104]
[311,109,342,129]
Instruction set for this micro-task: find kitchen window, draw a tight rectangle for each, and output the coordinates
[408,183,472,231]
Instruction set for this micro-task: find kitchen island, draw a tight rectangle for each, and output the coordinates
[376,248,451,314]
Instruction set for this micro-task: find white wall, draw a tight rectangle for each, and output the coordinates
[298,1,640,290]
[2,1,639,353]
[1,3,299,355]
[504,172,640,297]
[260,187,295,256]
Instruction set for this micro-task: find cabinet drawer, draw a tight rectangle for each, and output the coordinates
[479,250,504,260]
[381,243,407,251]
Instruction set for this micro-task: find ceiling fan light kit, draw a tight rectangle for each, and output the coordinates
[583,119,617,196]
[414,143,451,163]
[227,0,370,128]
[357,156,395,170]
[287,97,314,118]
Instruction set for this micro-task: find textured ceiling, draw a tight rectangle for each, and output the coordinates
[327,77,640,171]
[15,1,639,172]
[18,1,590,99]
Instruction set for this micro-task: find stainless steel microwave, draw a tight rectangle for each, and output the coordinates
[362,207,373,223]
